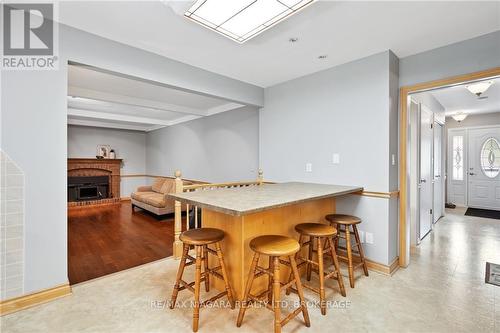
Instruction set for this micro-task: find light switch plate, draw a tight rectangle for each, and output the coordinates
[359,230,365,243]
[391,154,396,166]
[365,232,374,244]
[332,153,340,164]
[305,163,312,172]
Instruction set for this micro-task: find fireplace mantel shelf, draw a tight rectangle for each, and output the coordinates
[68,158,123,162]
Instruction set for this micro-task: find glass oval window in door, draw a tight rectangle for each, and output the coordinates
[481,138,500,178]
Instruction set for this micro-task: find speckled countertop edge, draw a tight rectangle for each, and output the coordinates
[168,182,363,216]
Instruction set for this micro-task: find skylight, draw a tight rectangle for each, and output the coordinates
[184,0,316,43]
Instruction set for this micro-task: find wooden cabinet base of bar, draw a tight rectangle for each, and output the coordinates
[0,283,72,316]
[203,198,335,300]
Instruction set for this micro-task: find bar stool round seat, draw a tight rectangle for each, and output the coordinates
[295,223,336,237]
[249,235,300,256]
[179,228,224,245]
[325,214,361,225]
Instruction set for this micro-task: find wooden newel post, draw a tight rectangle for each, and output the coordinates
[173,170,183,259]
[257,169,264,185]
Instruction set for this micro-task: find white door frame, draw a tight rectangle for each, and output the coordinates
[447,124,500,207]
[433,121,444,223]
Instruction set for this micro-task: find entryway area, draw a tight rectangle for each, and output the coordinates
[407,76,500,251]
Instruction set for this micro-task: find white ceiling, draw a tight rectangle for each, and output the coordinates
[430,77,500,116]
[68,64,244,131]
[59,1,500,87]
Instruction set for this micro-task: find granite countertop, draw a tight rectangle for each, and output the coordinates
[168,182,363,216]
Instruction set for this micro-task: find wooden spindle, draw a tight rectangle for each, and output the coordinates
[195,206,199,228]
[186,204,190,230]
[173,170,183,259]
[257,169,264,185]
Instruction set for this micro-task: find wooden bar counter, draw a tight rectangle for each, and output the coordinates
[169,182,362,300]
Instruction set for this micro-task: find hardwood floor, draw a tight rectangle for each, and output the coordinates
[68,201,176,284]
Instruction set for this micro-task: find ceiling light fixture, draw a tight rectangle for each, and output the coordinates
[466,80,493,97]
[452,112,468,123]
[184,0,316,43]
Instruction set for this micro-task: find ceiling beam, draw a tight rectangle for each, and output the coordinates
[68,108,172,126]
[68,86,208,116]
[67,118,151,132]
[205,102,245,116]
[167,114,203,126]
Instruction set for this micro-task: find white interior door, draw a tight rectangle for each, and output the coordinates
[468,127,500,210]
[419,106,433,239]
[433,122,443,222]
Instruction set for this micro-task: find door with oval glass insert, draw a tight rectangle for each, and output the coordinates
[468,127,500,210]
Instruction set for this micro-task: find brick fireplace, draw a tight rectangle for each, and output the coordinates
[67,158,122,207]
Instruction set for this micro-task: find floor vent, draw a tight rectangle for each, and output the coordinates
[485,262,500,287]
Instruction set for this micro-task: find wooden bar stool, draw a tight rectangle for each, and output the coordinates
[286,223,346,315]
[325,214,369,288]
[170,228,235,332]
[237,235,310,333]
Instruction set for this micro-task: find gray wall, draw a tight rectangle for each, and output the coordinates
[400,31,500,87]
[260,51,398,265]
[67,126,147,196]
[0,21,263,298]
[146,107,259,183]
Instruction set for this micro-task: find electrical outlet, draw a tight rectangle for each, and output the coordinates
[332,153,340,164]
[365,232,374,244]
[359,230,365,243]
[305,163,312,172]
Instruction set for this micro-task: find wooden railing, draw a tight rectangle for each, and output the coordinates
[172,169,264,258]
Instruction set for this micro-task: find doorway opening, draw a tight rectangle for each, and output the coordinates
[399,67,500,267]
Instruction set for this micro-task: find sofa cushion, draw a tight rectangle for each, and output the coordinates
[159,179,174,194]
[143,194,166,208]
[131,191,155,201]
[151,178,166,193]
[131,191,166,208]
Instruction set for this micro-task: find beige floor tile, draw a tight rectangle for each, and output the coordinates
[1,208,499,332]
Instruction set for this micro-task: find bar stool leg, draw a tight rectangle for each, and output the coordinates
[203,245,210,292]
[285,234,302,296]
[170,243,189,308]
[268,256,274,304]
[317,237,326,315]
[353,225,369,277]
[236,252,260,327]
[345,226,355,288]
[334,224,339,250]
[272,256,281,333]
[306,236,314,281]
[327,237,346,297]
[193,246,203,332]
[289,255,310,327]
[215,242,235,309]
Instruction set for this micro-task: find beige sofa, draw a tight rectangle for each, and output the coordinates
[131,177,191,215]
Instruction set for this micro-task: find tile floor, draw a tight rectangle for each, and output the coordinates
[1,208,499,332]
